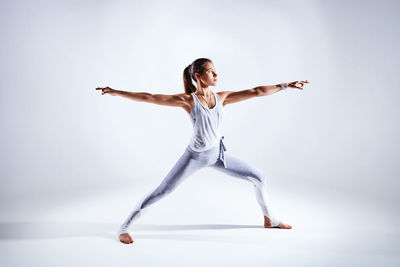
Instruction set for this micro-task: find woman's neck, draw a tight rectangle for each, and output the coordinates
[195,86,211,96]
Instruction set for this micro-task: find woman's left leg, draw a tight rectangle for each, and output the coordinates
[210,152,281,227]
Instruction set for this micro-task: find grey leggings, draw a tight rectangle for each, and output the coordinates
[118,137,280,235]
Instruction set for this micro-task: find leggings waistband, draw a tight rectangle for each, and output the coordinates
[186,136,227,168]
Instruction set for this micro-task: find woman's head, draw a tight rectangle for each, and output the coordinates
[183,58,218,94]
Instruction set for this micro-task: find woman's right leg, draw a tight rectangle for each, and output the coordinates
[209,152,281,227]
[118,149,207,236]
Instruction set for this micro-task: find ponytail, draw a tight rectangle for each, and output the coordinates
[183,64,196,94]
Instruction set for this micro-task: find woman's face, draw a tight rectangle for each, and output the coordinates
[195,62,218,87]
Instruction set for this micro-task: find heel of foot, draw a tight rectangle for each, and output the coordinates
[119,232,134,244]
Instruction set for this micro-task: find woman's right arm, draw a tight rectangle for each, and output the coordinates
[96,86,188,108]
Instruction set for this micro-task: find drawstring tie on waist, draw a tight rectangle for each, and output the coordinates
[218,136,227,168]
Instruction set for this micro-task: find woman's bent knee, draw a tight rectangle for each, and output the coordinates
[248,171,267,186]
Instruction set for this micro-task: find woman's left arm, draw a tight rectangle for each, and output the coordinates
[219,80,309,106]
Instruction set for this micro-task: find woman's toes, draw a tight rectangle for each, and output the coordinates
[278,222,292,229]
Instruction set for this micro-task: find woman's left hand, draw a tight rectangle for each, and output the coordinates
[287,80,309,90]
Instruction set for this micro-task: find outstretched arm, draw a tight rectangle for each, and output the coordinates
[218,80,309,106]
[95,86,187,108]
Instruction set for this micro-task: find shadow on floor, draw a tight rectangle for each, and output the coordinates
[0,222,269,244]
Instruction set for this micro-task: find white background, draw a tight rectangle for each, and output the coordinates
[0,0,399,266]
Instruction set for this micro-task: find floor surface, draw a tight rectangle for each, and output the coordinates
[0,177,398,267]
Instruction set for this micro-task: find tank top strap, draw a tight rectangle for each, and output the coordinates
[190,92,200,109]
[213,91,220,104]
[191,92,199,102]
[212,91,223,109]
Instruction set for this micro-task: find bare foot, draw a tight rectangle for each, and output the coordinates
[264,216,292,229]
[119,233,134,244]
[275,221,292,229]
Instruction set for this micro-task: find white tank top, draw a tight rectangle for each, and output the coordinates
[188,90,224,152]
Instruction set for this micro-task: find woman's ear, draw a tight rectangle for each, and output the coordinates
[194,73,200,82]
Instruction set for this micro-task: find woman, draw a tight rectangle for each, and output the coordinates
[96,58,309,244]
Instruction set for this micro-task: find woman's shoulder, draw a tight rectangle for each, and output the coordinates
[179,93,194,102]
[176,93,195,115]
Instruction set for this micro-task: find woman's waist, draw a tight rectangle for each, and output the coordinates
[187,135,224,154]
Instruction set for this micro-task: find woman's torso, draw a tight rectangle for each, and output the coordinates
[187,90,224,152]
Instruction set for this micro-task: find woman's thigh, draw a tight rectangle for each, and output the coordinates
[140,150,207,208]
[209,152,266,184]
[158,151,207,190]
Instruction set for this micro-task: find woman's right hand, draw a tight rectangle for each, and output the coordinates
[96,86,119,96]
